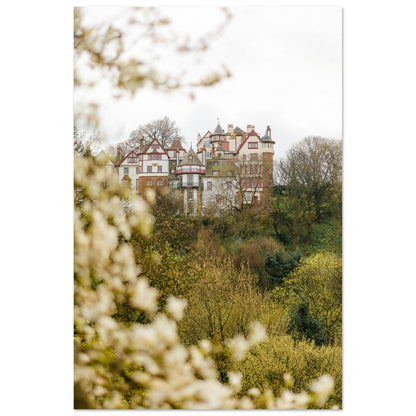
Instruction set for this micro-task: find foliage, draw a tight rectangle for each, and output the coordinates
[178,258,281,345]
[275,136,342,248]
[299,216,342,256]
[264,249,302,289]
[271,252,342,345]
[74,154,336,409]
[288,296,328,346]
[233,237,281,288]
[231,335,342,408]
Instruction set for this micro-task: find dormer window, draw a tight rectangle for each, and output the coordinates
[189,155,193,160]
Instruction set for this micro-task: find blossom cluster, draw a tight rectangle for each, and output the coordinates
[74,153,334,409]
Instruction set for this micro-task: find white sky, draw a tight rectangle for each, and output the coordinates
[76,6,342,159]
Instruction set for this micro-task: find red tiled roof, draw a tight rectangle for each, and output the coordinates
[168,138,186,151]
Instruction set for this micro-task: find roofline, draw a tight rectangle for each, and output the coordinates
[142,137,170,157]
[119,150,139,165]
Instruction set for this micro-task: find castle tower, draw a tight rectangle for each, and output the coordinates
[175,147,206,215]
[260,126,275,200]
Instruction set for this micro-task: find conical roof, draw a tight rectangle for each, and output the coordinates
[212,122,225,135]
[178,147,203,166]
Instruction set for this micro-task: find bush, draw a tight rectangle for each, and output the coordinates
[271,252,342,345]
[178,258,286,345]
[231,335,342,409]
[233,238,281,288]
[288,296,328,346]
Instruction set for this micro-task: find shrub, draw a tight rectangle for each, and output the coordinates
[231,335,342,408]
[271,252,342,345]
[288,295,328,346]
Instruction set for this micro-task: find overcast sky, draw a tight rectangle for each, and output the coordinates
[77,6,342,159]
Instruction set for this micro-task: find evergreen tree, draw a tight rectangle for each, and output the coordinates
[264,250,301,289]
[288,296,328,346]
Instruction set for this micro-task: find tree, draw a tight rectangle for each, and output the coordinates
[276,137,342,247]
[129,116,181,148]
[271,252,342,345]
[73,127,103,156]
[288,296,328,346]
[264,250,301,289]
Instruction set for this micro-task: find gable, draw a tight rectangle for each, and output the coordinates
[143,138,169,157]
[235,130,261,154]
[119,150,139,165]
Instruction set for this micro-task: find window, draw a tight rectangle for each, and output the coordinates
[189,155,193,160]
[146,179,153,186]
[242,155,247,161]
[150,154,162,160]
[147,166,152,173]
[227,182,232,191]
[227,170,232,176]
[124,167,129,174]
[214,161,219,166]
[136,179,139,190]
[187,190,194,200]
[128,158,137,163]
[157,166,162,173]
[152,145,159,150]
[248,142,258,149]
[156,179,163,187]
[213,171,219,176]
[136,167,139,174]
[207,181,212,191]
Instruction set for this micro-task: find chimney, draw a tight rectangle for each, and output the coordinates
[227,124,233,134]
[266,125,271,137]
[116,145,123,162]
[246,124,255,133]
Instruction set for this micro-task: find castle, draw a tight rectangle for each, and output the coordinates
[111,121,275,215]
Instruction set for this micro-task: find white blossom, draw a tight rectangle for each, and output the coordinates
[310,375,334,406]
[247,321,267,345]
[228,372,242,391]
[130,278,158,313]
[166,296,187,321]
